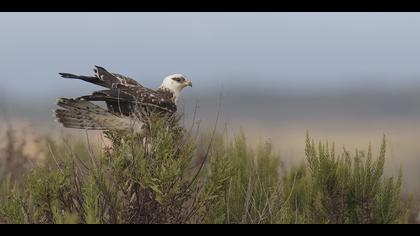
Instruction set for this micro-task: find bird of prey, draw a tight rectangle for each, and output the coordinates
[54,66,192,133]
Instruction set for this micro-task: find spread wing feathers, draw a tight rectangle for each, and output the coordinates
[58,65,177,121]
[59,65,140,89]
[55,98,143,132]
[79,90,133,116]
[80,87,177,114]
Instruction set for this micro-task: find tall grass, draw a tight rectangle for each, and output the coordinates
[0,118,409,224]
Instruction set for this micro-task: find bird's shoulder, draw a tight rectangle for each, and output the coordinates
[117,85,177,112]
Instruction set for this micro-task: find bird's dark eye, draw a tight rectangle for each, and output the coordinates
[172,77,184,82]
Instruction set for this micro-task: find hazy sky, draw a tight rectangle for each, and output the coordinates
[3,13,420,192]
[1,12,420,101]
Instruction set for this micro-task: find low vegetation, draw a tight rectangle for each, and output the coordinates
[0,117,411,224]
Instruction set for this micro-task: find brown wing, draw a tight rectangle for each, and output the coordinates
[59,65,140,89]
[60,65,176,117]
[110,72,140,87]
[81,85,176,116]
[121,86,176,113]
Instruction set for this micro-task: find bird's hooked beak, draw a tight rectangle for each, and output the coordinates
[185,79,192,87]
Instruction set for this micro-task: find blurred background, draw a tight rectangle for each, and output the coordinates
[1,12,420,192]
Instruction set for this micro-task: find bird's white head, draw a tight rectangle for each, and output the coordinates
[159,74,192,101]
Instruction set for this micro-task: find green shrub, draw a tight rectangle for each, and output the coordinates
[301,132,405,223]
[0,116,232,224]
[206,130,283,224]
[0,119,407,224]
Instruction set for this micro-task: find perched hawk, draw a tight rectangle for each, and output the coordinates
[54,66,192,133]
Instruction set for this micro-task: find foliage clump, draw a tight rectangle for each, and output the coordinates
[0,116,232,224]
[296,133,405,224]
[0,119,407,224]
